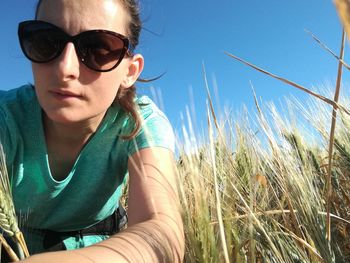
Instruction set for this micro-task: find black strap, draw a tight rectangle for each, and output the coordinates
[43,205,128,251]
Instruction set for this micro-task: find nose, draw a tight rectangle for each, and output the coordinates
[56,42,80,81]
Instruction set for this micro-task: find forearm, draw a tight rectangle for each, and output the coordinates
[22,217,184,263]
[93,217,184,262]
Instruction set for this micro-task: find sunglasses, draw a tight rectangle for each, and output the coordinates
[18,20,131,72]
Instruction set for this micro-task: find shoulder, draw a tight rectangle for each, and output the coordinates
[0,84,37,164]
[0,84,37,111]
[135,95,167,120]
[0,84,36,101]
[0,84,39,127]
[127,96,175,155]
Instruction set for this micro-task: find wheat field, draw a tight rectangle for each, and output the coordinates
[176,91,350,262]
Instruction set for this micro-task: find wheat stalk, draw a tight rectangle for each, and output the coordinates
[207,104,230,263]
[305,29,350,70]
[0,235,19,261]
[0,143,29,259]
[325,29,346,242]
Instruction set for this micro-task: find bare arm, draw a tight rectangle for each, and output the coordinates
[22,147,184,262]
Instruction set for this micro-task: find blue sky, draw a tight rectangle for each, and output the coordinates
[0,0,346,134]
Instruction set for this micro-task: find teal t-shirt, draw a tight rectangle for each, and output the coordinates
[0,85,175,254]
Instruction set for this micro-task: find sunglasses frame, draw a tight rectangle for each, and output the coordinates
[18,20,131,72]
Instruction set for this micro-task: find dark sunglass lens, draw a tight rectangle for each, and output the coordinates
[78,32,126,71]
[19,23,65,63]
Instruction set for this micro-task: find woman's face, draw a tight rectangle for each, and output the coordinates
[33,0,138,126]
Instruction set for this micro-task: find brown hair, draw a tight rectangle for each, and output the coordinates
[35,0,142,140]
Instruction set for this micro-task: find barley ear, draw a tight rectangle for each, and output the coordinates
[0,143,29,258]
[334,0,350,39]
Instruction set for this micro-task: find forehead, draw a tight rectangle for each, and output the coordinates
[37,0,129,35]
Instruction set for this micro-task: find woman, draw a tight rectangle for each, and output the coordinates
[0,0,184,261]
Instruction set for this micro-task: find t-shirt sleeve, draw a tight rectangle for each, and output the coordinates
[127,97,175,156]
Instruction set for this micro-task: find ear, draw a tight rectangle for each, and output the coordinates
[121,54,144,88]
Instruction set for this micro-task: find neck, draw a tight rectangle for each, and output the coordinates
[43,113,105,146]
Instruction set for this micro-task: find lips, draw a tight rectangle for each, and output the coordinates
[50,90,83,100]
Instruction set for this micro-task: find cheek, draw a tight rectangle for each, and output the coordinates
[32,64,49,86]
[88,74,124,102]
